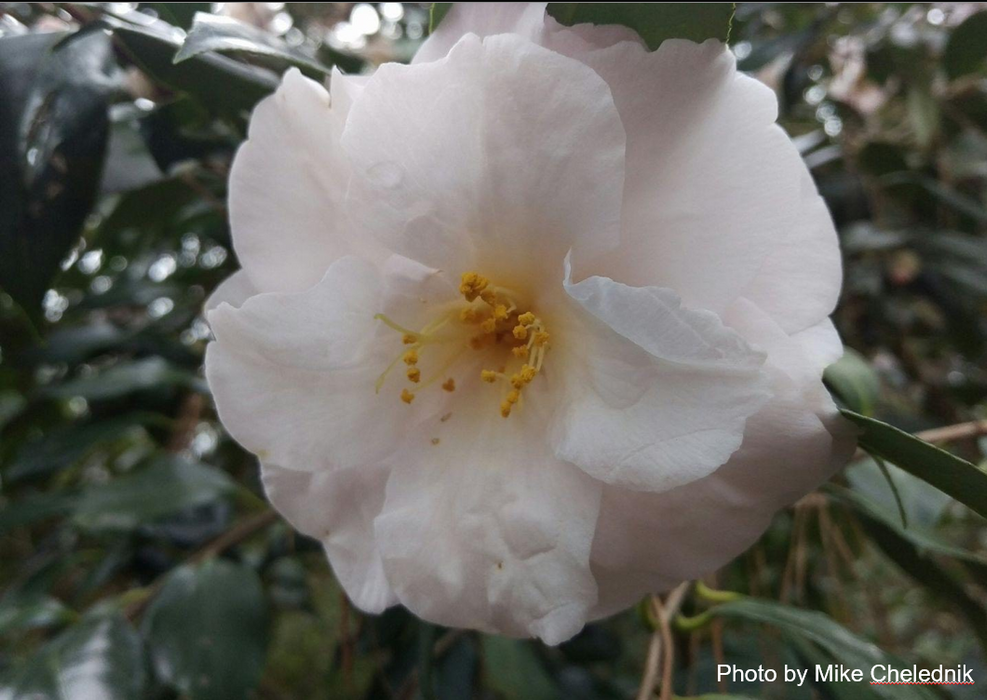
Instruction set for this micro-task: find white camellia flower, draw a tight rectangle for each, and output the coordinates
[205,3,856,644]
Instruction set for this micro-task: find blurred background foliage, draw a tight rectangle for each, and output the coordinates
[1,3,987,699]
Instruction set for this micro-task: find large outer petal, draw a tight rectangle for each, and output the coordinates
[374,389,602,645]
[554,268,769,492]
[588,299,855,617]
[414,6,843,330]
[341,33,625,281]
[229,68,381,295]
[262,462,396,613]
[550,38,819,318]
[204,256,425,473]
[739,170,843,333]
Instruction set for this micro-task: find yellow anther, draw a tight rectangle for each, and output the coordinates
[459,272,489,301]
[506,389,520,405]
[407,367,421,383]
[510,373,524,390]
[520,364,537,383]
[481,370,498,383]
[401,389,415,404]
[493,304,509,321]
[460,307,480,324]
[402,334,417,345]
[480,317,497,333]
[512,324,528,340]
[442,378,456,392]
[500,401,512,418]
[403,349,419,365]
[535,331,550,347]
[512,346,528,358]
[518,312,535,326]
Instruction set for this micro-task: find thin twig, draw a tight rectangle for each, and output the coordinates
[637,583,690,700]
[655,596,675,700]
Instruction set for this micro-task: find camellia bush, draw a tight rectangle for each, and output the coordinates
[1,3,987,699]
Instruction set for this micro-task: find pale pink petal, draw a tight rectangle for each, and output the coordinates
[204,270,258,313]
[554,267,769,492]
[374,391,601,645]
[229,69,382,295]
[563,39,809,316]
[205,256,414,472]
[341,33,625,281]
[412,3,547,64]
[588,298,855,617]
[740,171,843,333]
[262,462,396,612]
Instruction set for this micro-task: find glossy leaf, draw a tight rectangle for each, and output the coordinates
[842,409,987,519]
[0,614,146,700]
[547,3,735,50]
[175,13,331,79]
[430,3,453,33]
[0,30,114,316]
[72,455,235,531]
[143,559,268,700]
[109,19,276,116]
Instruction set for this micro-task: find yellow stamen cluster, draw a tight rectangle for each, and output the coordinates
[455,272,550,418]
[374,271,551,417]
[459,272,489,302]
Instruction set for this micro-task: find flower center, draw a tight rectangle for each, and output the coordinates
[375,272,550,418]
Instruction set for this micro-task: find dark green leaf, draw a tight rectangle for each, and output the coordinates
[109,20,277,116]
[829,484,987,584]
[0,491,77,534]
[547,3,735,50]
[0,613,146,700]
[0,30,115,316]
[831,485,987,650]
[143,559,268,700]
[707,598,937,700]
[175,13,331,79]
[481,636,557,700]
[846,458,951,531]
[72,455,235,531]
[430,3,453,33]
[5,414,156,483]
[944,11,987,80]
[42,357,202,401]
[824,349,880,415]
[842,409,987,520]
